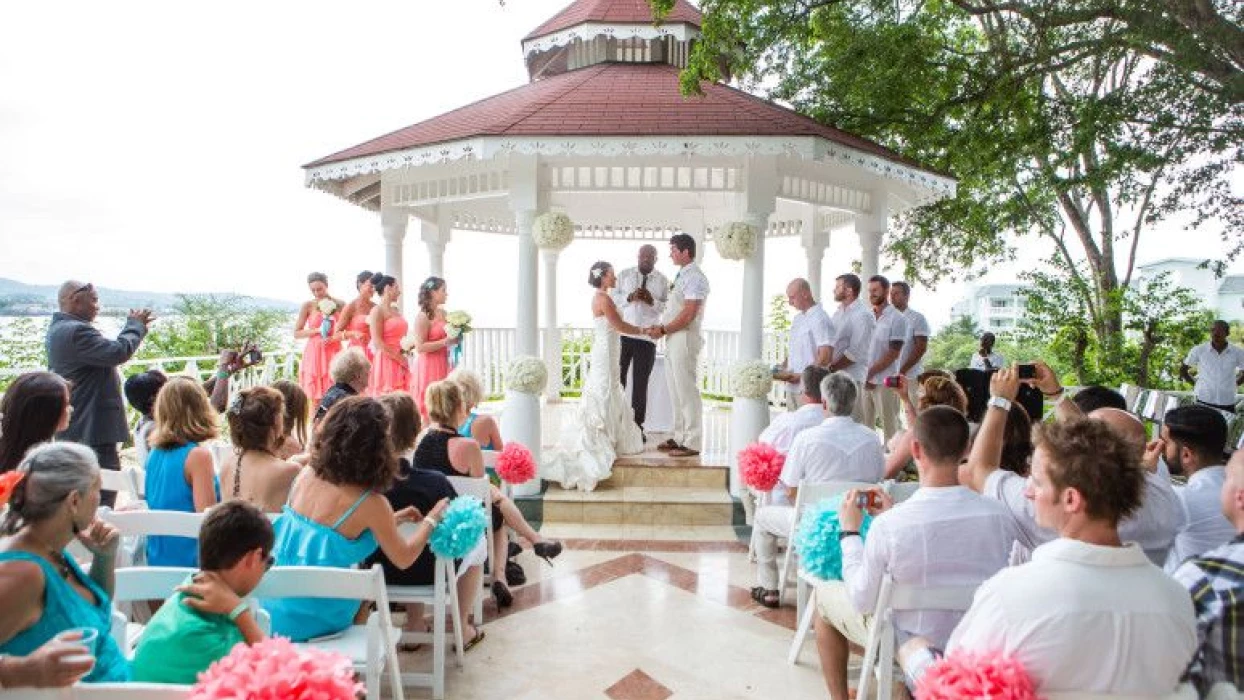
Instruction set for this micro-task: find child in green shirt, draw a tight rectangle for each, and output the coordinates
[131,501,274,684]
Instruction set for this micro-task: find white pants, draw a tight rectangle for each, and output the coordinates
[862,386,901,440]
[751,505,795,590]
[664,327,703,450]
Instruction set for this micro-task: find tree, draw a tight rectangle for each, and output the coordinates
[767,293,791,333]
[925,315,980,371]
[138,294,289,361]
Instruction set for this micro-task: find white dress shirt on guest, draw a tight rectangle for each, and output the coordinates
[831,300,876,383]
[779,416,884,490]
[947,538,1198,695]
[840,486,1018,648]
[787,303,835,391]
[610,267,670,340]
[1165,466,1236,573]
[865,304,908,383]
[758,403,824,454]
[1184,342,1244,406]
[898,308,930,379]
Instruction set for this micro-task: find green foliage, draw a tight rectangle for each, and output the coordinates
[767,293,791,333]
[138,294,290,361]
[560,331,594,393]
[925,315,979,372]
[0,318,49,389]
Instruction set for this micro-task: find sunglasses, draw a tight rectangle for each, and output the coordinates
[264,554,275,571]
[71,283,94,297]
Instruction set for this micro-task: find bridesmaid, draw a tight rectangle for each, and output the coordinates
[294,272,344,405]
[411,277,457,421]
[367,275,411,395]
[336,270,381,360]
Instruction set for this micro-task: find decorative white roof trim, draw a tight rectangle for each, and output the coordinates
[522,22,700,56]
[305,136,955,206]
[707,220,804,239]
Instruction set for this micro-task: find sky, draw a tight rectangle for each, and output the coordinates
[1,0,1239,333]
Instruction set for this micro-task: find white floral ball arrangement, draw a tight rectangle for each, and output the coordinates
[532,212,575,251]
[713,221,757,260]
[506,356,548,394]
[731,360,773,399]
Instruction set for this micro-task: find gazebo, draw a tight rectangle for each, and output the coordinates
[302,0,956,494]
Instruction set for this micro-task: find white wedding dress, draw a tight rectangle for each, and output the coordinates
[541,315,644,491]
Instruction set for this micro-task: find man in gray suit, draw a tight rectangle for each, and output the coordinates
[46,280,153,506]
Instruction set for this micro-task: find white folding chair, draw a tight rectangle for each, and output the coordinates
[109,566,198,655]
[446,475,495,623]
[99,468,142,501]
[251,565,403,700]
[0,683,191,699]
[775,480,875,616]
[1046,685,1202,700]
[386,556,463,700]
[101,509,206,539]
[855,574,977,700]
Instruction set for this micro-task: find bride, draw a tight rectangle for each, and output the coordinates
[542,261,647,491]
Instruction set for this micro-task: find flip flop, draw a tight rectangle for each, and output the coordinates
[657,439,680,451]
[457,630,486,652]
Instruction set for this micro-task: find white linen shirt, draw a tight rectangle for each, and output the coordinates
[968,351,1006,370]
[787,303,835,387]
[898,308,930,378]
[831,300,876,383]
[758,403,825,454]
[839,486,1018,648]
[662,262,709,327]
[982,467,1185,565]
[779,416,884,488]
[947,539,1198,695]
[866,304,908,382]
[1165,466,1236,573]
[1184,342,1244,406]
[610,266,670,341]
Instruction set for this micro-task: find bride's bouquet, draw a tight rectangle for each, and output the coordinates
[317,298,339,340]
[445,310,472,366]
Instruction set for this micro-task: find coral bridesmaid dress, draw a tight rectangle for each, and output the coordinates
[298,310,340,404]
[370,315,411,395]
[412,318,451,418]
[346,311,373,361]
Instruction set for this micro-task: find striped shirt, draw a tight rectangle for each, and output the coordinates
[1173,533,1244,693]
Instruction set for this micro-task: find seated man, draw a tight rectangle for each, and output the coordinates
[1071,384,1127,413]
[750,372,884,608]
[757,366,831,454]
[815,407,1017,700]
[315,347,371,424]
[1161,405,1236,572]
[947,413,1197,694]
[1173,448,1244,694]
[131,501,274,684]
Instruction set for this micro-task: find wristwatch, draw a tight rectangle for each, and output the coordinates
[988,396,1013,412]
[838,530,861,542]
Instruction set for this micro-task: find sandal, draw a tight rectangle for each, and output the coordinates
[492,580,514,608]
[457,629,486,652]
[657,439,680,451]
[750,587,779,608]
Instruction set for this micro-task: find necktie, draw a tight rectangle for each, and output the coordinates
[640,273,648,293]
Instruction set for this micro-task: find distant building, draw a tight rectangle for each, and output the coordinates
[951,283,1031,333]
[1135,258,1244,322]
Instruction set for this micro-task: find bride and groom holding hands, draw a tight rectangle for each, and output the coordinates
[542,234,710,491]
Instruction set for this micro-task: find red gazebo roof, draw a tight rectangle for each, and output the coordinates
[304,63,937,175]
[524,0,701,41]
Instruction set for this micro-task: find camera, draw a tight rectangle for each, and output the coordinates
[245,347,263,365]
[855,491,881,509]
[883,375,902,388]
[1018,364,1037,380]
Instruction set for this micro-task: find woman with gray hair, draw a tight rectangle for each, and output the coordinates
[0,443,129,684]
[315,347,372,423]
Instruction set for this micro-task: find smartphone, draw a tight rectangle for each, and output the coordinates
[883,375,901,388]
[855,491,880,509]
[245,347,263,365]
[1017,364,1037,380]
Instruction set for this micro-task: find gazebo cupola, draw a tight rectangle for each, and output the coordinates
[520,0,703,81]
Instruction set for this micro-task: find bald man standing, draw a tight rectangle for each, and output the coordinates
[46,281,153,506]
[612,245,670,436]
[776,278,834,411]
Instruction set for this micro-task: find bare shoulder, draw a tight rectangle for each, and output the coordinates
[448,436,482,459]
[0,557,46,604]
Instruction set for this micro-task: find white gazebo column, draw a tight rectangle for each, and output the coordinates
[381,207,408,313]
[419,209,452,279]
[801,207,829,301]
[514,210,539,355]
[856,193,889,281]
[541,249,563,402]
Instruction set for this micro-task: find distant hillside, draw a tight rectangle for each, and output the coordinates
[0,278,300,315]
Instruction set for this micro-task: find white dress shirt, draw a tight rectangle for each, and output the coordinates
[1184,342,1244,406]
[947,539,1198,695]
[787,303,835,392]
[779,416,884,488]
[983,467,1185,565]
[758,403,824,454]
[866,304,908,382]
[897,308,930,379]
[840,486,1018,648]
[610,266,670,341]
[969,351,1006,370]
[831,300,876,383]
[1165,466,1236,573]
[662,262,709,327]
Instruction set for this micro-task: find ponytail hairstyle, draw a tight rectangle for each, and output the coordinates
[2,443,98,536]
[226,386,285,453]
[418,277,445,319]
[374,275,399,301]
[587,262,612,289]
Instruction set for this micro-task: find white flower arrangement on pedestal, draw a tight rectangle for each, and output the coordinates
[731,360,774,399]
[713,221,758,260]
[532,212,574,251]
[506,356,548,394]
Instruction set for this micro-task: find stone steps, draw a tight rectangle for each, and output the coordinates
[542,463,733,525]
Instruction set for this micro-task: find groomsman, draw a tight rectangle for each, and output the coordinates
[891,281,930,406]
[862,275,907,440]
[650,234,709,457]
[612,244,670,434]
[828,274,876,424]
[776,278,835,411]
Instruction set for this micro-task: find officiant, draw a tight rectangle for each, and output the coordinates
[611,244,670,436]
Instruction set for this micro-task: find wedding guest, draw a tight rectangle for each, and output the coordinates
[1071,385,1128,413]
[271,380,309,460]
[220,387,301,513]
[368,275,412,397]
[882,373,969,479]
[123,370,167,468]
[1160,405,1235,572]
[946,417,1197,695]
[46,280,152,507]
[364,393,486,651]
[263,396,448,642]
[611,244,670,434]
[775,278,834,411]
[815,407,1017,700]
[1180,319,1244,412]
[0,443,129,683]
[758,366,831,454]
[0,372,72,473]
[294,272,344,404]
[315,348,371,424]
[448,368,502,451]
[335,271,382,361]
[144,377,220,567]
[410,276,456,419]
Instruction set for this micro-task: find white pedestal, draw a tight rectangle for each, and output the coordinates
[499,390,542,497]
[729,397,771,499]
[625,354,673,433]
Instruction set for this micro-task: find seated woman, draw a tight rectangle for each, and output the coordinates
[314,348,371,424]
[418,381,562,608]
[264,396,449,642]
[220,386,302,513]
[271,380,310,460]
[447,368,502,451]
[882,374,969,479]
[0,372,73,474]
[0,443,130,683]
[145,377,220,567]
[365,393,486,650]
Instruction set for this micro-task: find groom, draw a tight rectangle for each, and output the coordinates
[649,233,709,457]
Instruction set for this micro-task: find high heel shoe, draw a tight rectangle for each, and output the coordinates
[532,541,563,565]
[491,580,513,608]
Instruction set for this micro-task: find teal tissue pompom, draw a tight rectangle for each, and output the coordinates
[429,496,489,560]
[794,498,872,581]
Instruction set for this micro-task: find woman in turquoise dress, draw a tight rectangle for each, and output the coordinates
[263,396,450,642]
[0,443,130,685]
